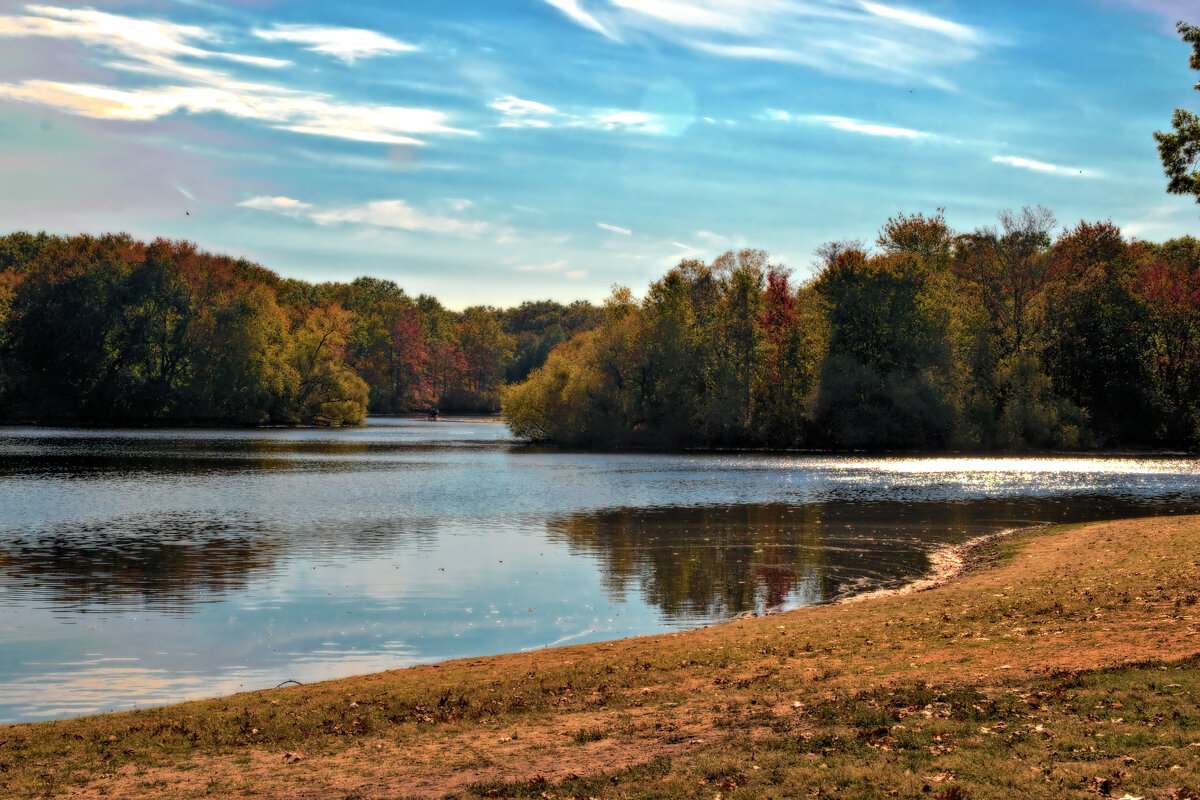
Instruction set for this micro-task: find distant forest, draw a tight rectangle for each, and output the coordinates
[505,209,1200,451]
[0,231,600,425]
[3,211,1200,451]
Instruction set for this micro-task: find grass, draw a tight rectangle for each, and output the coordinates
[1,515,1199,798]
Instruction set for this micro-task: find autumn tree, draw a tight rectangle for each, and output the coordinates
[451,306,515,411]
[286,304,369,425]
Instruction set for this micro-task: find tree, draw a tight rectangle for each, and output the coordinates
[954,206,1059,357]
[1154,21,1200,202]
[286,304,369,425]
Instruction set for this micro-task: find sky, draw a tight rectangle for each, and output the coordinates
[0,0,1197,309]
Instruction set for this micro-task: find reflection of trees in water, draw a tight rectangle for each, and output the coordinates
[0,521,280,614]
[0,433,416,480]
[548,504,838,620]
[545,498,1186,623]
[0,510,437,614]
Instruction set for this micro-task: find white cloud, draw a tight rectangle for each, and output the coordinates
[240,195,489,237]
[312,200,490,237]
[516,260,570,272]
[992,155,1092,177]
[491,95,563,129]
[491,95,558,116]
[816,115,928,138]
[1118,204,1193,239]
[0,6,469,146]
[542,0,614,38]
[859,2,979,42]
[512,260,586,279]
[611,0,743,30]
[597,222,632,235]
[592,110,663,132]
[254,24,414,63]
[238,195,314,216]
[0,5,290,70]
[490,94,669,135]
[538,0,984,84]
[764,109,930,139]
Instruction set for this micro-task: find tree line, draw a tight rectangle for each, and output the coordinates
[0,232,600,425]
[505,209,1200,450]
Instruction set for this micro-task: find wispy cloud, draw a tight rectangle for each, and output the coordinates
[238,195,313,216]
[513,259,587,279]
[765,108,931,139]
[1118,203,1194,239]
[491,96,559,116]
[539,0,985,84]
[0,5,290,70]
[543,0,614,38]
[992,155,1092,177]
[240,195,490,237]
[254,24,414,63]
[491,94,672,134]
[597,222,632,235]
[0,6,465,146]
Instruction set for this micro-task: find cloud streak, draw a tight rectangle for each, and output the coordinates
[765,108,931,138]
[0,6,464,146]
[597,222,632,235]
[254,24,415,63]
[992,155,1092,177]
[539,0,986,83]
[543,0,613,38]
[491,94,672,134]
[240,195,491,237]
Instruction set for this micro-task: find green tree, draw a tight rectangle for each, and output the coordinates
[185,283,294,424]
[1042,222,1155,444]
[286,304,369,425]
[1154,21,1200,201]
[812,240,956,449]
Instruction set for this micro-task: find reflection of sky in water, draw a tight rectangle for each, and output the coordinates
[1,419,1198,722]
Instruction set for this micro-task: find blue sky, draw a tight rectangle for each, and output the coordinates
[0,0,1197,308]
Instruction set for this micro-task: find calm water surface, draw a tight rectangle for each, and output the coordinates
[1,418,1198,722]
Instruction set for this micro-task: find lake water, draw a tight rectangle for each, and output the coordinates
[1,418,1198,723]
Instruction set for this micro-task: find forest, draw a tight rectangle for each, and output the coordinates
[0,231,600,425]
[2,212,1200,450]
[504,209,1200,450]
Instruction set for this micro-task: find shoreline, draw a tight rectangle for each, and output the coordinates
[0,521,1055,728]
[836,521,1055,606]
[4,515,1199,798]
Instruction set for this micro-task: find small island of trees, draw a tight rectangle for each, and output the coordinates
[505,210,1200,450]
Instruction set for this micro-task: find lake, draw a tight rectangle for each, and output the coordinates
[1,418,1198,723]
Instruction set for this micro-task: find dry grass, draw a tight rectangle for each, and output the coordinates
[3,516,1199,799]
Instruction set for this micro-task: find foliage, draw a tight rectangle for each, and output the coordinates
[505,209,1200,451]
[0,233,597,426]
[1154,21,1200,201]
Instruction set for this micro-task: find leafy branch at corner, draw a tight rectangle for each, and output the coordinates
[1155,21,1200,201]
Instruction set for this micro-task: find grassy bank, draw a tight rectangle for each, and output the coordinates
[3,517,1200,799]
